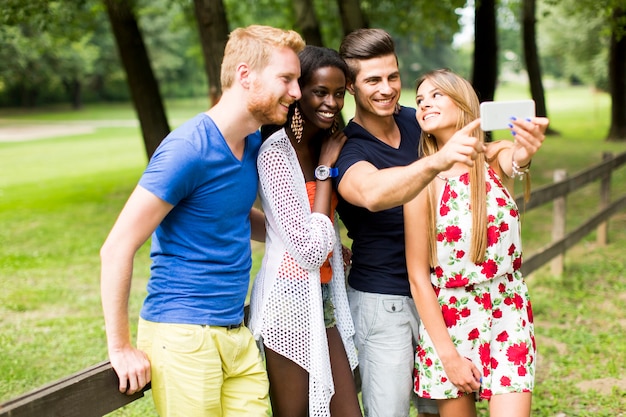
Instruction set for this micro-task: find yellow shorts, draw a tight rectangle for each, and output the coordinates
[137,318,270,416]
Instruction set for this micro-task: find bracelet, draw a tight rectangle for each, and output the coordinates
[511,155,532,179]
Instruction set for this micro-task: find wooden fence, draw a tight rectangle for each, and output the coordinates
[1,151,625,417]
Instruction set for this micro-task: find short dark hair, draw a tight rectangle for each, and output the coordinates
[298,45,349,90]
[339,28,396,81]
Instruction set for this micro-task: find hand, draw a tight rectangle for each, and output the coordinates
[318,130,348,167]
[509,117,549,165]
[441,354,482,394]
[109,346,151,395]
[432,119,485,172]
[341,244,352,270]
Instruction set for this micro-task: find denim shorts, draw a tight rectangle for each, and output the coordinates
[321,283,336,328]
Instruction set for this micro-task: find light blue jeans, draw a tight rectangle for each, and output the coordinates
[347,286,439,417]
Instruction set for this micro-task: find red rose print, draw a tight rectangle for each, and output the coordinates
[456,250,465,259]
[527,301,534,323]
[499,222,509,232]
[479,342,491,365]
[435,266,444,278]
[449,296,457,304]
[480,259,498,278]
[496,331,509,342]
[441,376,448,383]
[512,293,524,309]
[444,225,463,242]
[500,376,511,387]
[490,357,498,370]
[496,197,507,207]
[446,274,469,288]
[437,232,444,242]
[513,256,522,271]
[442,304,461,327]
[486,181,492,192]
[461,307,471,318]
[498,282,506,293]
[488,214,496,223]
[493,308,502,318]
[482,388,493,398]
[510,208,518,217]
[460,173,470,185]
[425,358,433,367]
[468,328,480,340]
[508,243,516,255]
[487,225,500,246]
[441,186,451,203]
[480,292,492,310]
[440,204,450,216]
[507,342,529,365]
[518,365,527,376]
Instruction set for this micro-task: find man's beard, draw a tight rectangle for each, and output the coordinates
[247,80,288,126]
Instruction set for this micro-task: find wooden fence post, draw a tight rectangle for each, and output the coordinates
[597,152,612,246]
[551,169,567,275]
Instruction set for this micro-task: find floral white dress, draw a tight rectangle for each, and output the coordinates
[414,165,536,400]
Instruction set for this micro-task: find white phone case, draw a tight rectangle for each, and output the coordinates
[480,100,535,131]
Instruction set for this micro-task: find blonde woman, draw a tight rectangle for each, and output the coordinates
[405,69,548,417]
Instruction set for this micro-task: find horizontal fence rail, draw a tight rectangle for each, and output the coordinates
[2,151,625,417]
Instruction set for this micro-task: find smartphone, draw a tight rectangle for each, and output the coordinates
[480,100,535,131]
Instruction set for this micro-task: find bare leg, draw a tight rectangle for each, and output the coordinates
[436,395,477,417]
[490,392,531,417]
[264,345,308,417]
[327,326,362,416]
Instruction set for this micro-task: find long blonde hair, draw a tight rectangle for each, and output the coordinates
[416,69,488,266]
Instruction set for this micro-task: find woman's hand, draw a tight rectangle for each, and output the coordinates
[318,129,348,167]
[508,116,549,166]
[441,354,482,395]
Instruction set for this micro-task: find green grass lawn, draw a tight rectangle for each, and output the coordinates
[1,84,625,416]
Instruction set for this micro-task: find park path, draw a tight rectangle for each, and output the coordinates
[0,119,138,142]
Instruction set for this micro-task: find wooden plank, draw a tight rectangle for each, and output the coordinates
[515,151,626,211]
[522,195,626,276]
[0,361,149,417]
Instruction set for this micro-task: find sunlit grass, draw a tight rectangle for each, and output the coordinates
[1,86,625,416]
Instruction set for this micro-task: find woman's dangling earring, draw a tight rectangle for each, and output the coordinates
[330,118,339,134]
[291,105,304,143]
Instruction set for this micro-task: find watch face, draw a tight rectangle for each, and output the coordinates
[315,165,330,180]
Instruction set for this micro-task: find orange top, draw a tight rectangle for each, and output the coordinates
[305,181,338,284]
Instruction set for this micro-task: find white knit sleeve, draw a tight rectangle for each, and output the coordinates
[257,136,335,270]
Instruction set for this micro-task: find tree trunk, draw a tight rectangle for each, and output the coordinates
[337,0,369,36]
[607,6,626,141]
[521,0,545,116]
[103,0,170,159]
[471,0,498,103]
[522,0,558,135]
[64,78,83,110]
[292,0,324,46]
[193,0,229,107]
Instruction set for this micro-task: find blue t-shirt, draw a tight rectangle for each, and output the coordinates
[138,113,262,326]
[335,106,421,296]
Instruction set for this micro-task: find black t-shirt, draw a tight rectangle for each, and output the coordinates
[335,106,422,296]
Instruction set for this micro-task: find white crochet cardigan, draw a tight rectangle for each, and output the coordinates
[249,128,358,417]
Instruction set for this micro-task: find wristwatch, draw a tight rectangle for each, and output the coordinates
[314,165,339,181]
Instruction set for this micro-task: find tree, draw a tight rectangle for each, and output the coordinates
[292,0,324,46]
[337,0,369,36]
[103,0,170,158]
[607,5,626,140]
[472,0,498,102]
[193,0,229,106]
[521,0,558,134]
